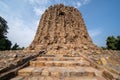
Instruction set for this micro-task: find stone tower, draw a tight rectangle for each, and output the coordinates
[29,4,96,54]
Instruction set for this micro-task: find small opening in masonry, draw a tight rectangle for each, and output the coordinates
[84,35,87,39]
[59,12,65,16]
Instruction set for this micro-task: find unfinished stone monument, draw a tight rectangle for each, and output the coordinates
[1,4,119,80]
[29,4,97,54]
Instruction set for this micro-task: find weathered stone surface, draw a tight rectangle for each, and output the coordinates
[100,58,107,65]
[11,76,107,80]
[51,71,62,77]
[30,60,90,67]
[28,4,96,54]
[18,67,34,76]
[0,50,43,80]
[1,4,120,80]
[10,76,24,80]
[41,69,50,76]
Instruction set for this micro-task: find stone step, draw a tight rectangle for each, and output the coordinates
[37,57,85,61]
[41,54,55,57]
[41,54,81,57]
[30,60,90,67]
[18,66,97,77]
[11,76,106,80]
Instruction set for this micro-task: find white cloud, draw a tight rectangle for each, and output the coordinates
[0,0,92,48]
[28,0,34,4]
[0,1,10,14]
[88,29,102,37]
[0,1,39,47]
[7,17,37,47]
[76,2,82,8]
[82,0,90,5]
[28,0,49,16]
[28,0,91,16]
[33,7,45,16]
[28,0,50,5]
[74,0,90,8]
[0,1,9,9]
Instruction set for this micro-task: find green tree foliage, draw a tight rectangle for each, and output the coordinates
[116,36,120,50]
[0,16,8,38]
[12,43,19,50]
[0,38,12,50]
[101,47,107,50]
[0,16,24,51]
[12,43,24,50]
[106,36,117,50]
[0,16,12,50]
[106,36,120,50]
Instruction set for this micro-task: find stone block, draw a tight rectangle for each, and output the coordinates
[32,68,42,76]
[18,67,34,76]
[54,62,63,67]
[41,69,50,76]
[10,76,24,80]
[30,61,36,67]
[45,62,54,66]
[100,58,107,65]
[51,71,62,77]
[36,62,45,67]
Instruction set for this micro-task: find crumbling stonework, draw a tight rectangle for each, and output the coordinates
[0,4,120,80]
[0,50,42,80]
[28,4,98,54]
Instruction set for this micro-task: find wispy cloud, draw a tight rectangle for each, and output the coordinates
[0,0,91,47]
[88,29,102,38]
[0,1,38,47]
[28,0,50,17]
[28,0,91,16]
[74,0,90,8]
[28,0,50,5]
[76,2,82,8]
[7,17,37,47]
[33,7,46,16]
[0,1,9,9]
[0,1,10,14]
[82,0,90,5]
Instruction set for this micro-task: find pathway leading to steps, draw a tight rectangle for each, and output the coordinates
[11,54,106,80]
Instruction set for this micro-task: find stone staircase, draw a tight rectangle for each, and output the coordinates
[11,54,106,80]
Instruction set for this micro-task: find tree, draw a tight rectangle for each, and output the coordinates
[0,38,12,50]
[106,36,117,50]
[12,43,19,50]
[101,46,107,50]
[12,43,24,50]
[0,16,25,51]
[116,36,120,50]
[0,16,8,38]
[106,36,120,50]
[0,16,12,50]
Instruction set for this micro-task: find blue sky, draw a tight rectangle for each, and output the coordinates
[0,0,120,47]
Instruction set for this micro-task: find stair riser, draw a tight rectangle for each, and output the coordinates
[18,71,95,77]
[30,62,90,67]
[37,57,82,61]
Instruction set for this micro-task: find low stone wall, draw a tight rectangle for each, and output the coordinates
[82,49,120,79]
[78,49,120,79]
[0,50,45,80]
